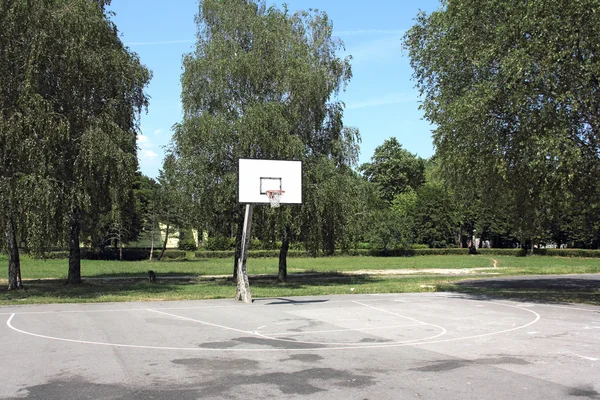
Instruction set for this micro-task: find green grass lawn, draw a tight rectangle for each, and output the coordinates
[0,254,498,280]
[0,254,598,305]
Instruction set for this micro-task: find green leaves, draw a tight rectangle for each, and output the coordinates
[403,0,600,247]
[360,138,425,204]
[173,0,359,252]
[1,0,150,259]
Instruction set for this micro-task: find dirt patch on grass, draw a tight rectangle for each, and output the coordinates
[346,268,501,276]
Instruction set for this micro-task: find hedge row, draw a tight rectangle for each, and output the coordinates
[194,248,474,258]
[533,248,600,258]
[196,250,314,259]
[32,247,600,260]
[36,249,187,261]
[195,247,600,258]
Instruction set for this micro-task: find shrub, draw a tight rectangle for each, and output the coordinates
[195,249,312,259]
[160,250,187,260]
[535,248,600,258]
[178,228,198,251]
[205,236,236,251]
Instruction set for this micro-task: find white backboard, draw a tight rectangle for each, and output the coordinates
[238,159,302,204]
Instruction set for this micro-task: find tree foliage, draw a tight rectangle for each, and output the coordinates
[360,137,425,203]
[171,0,359,273]
[0,0,74,288]
[0,0,150,286]
[403,0,600,248]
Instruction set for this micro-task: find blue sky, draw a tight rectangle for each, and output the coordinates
[108,0,442,179]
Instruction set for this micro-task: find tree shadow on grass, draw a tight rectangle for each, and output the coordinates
[0,273,378,304]
[455,277,600,291]
[441,277,600,306]
[0,279,201,303]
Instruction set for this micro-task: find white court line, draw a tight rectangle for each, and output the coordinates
[151,309,447,347]
[251,303,449,346]
[353,300,449,331]
[146,309,259,336]
[0,292,488,316]
[0,298,368,316]
[5,300,542,352]
[0,303,263,316]
[519,303,600,313]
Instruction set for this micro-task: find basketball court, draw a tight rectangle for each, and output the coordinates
[1,160,598,398]
[1,293,599,399]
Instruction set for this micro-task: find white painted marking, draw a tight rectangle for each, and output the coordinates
[352,301,448,332]
[5,299,543,352]
[567,352,599,361]
[252,302,448,346]
[525,304,599,313]
[147,309,256,336]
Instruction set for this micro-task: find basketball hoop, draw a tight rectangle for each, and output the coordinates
[265,190,285,208]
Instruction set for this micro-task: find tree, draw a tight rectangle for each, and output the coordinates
[1,0,70,289]
[39,1,150,282]
[155,154,187,261]
[172,0,357,294]
[365,208,410,252]
[403,0,600,250]
[413,182,460,248]
[360,138,425,203]
[1,1,150,284]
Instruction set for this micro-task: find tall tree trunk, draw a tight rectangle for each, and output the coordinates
[6,217,23,290]
[530,236,534,256]
[235,204,253,303]
[149,222,155,261]
[67,219,82,285]
[157,222,170,261]
[278,224,290,283]
[325,225,335,256]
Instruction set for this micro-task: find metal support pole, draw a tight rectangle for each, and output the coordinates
[236,204,253,303]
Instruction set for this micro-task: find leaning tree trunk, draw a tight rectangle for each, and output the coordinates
[278,224,290,283]
[157,222,170,261]
[6,217,23,290]
[67,218,82,285]
[232,209,244,280]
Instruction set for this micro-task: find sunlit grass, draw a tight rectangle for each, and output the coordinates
[0,253,598,305]
[0,254,497,281]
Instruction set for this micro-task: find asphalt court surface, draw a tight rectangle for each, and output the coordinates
[1,293,599,399]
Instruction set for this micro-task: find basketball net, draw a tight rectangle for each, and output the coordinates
[266,190,285,208]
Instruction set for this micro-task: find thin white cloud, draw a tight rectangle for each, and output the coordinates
[137,134,149,144]
[153,129,162,135]
[346,93,415,110]
[141,149,158,159]
[125,39,194,46]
